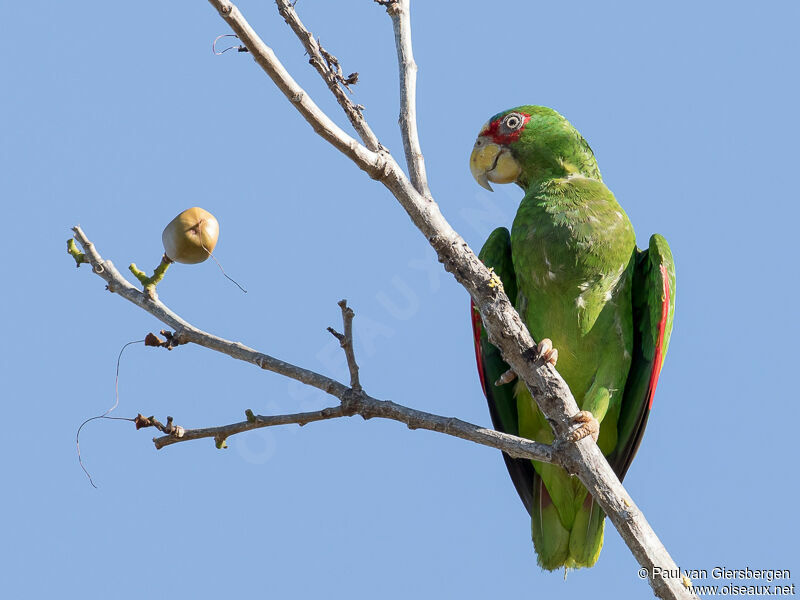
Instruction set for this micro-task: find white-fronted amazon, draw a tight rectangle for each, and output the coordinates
[469,106,675,570]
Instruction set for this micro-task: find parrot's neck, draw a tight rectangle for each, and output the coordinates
[518,171,599,196]
[516,156,602,194]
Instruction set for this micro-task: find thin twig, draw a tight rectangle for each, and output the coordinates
[158,399,555,462]
[275,0,380,151]
[326,299,361,392]
[380,0,430,198]
[152,398,556,463]
[154,406,347,449]
[208,0,384,176]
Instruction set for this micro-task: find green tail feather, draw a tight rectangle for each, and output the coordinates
[531,472,605,570]
[568,494,605,568]
[518,384,605,569]
[531,474,570,570]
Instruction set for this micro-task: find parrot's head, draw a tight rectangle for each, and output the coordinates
[470,105,600,191]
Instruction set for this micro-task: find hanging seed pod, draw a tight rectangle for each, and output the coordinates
[161,207,220,264]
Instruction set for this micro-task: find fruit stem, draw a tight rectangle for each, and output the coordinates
[129,254,173,297]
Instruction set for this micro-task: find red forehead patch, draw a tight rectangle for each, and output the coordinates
[480,112,531,146]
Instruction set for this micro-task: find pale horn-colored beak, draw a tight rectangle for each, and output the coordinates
[470,137,498,191]
[470,136,521,191]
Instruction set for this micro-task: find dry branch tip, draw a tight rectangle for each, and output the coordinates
[329,299,362,392]
[135,414,185,439]
[144,330,187,351]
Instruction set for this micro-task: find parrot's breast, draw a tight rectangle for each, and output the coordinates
[510,176,637,404]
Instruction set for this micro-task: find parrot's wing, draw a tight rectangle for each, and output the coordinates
[471,227,535,515]
[610,234,676,480]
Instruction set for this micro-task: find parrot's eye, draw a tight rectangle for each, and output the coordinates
[503,113,524,131]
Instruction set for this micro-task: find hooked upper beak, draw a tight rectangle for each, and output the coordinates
[469,136,520,191]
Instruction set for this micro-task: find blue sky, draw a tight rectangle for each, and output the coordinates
[2,1,798,597]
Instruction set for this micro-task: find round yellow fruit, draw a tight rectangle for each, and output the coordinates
[161,207,220,264]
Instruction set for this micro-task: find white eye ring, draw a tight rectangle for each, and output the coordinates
[504,114,523,130]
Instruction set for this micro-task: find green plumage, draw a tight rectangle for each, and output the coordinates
[471,106,675,570]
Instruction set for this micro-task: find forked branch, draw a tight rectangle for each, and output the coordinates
[70,226,554,464]
[326,299,361,392]
[276,0,379,151]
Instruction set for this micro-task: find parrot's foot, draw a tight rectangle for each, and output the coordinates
[494,368,517,386]
[536,338,558,366]
[567,410,599,443]
[494,338,557,385]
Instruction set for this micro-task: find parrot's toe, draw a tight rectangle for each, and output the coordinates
[536,338,558,366]
[494,368,517,386]
[567,410,600,443]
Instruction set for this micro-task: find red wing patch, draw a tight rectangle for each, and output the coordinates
[646,264,671,409]
[470,299,488,394]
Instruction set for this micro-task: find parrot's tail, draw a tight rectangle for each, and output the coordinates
[568,494,605,568]
[531,473,605,570]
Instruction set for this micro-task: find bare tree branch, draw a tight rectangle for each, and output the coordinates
[276,0,380,151]
[208,0,382,175]
[153,405,348,450]
[326,299,361,392]
[70,226,554,465]
[379,0,431,198]
[152,397,557,462]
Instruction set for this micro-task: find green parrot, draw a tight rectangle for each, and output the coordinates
[468,106,675,570]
